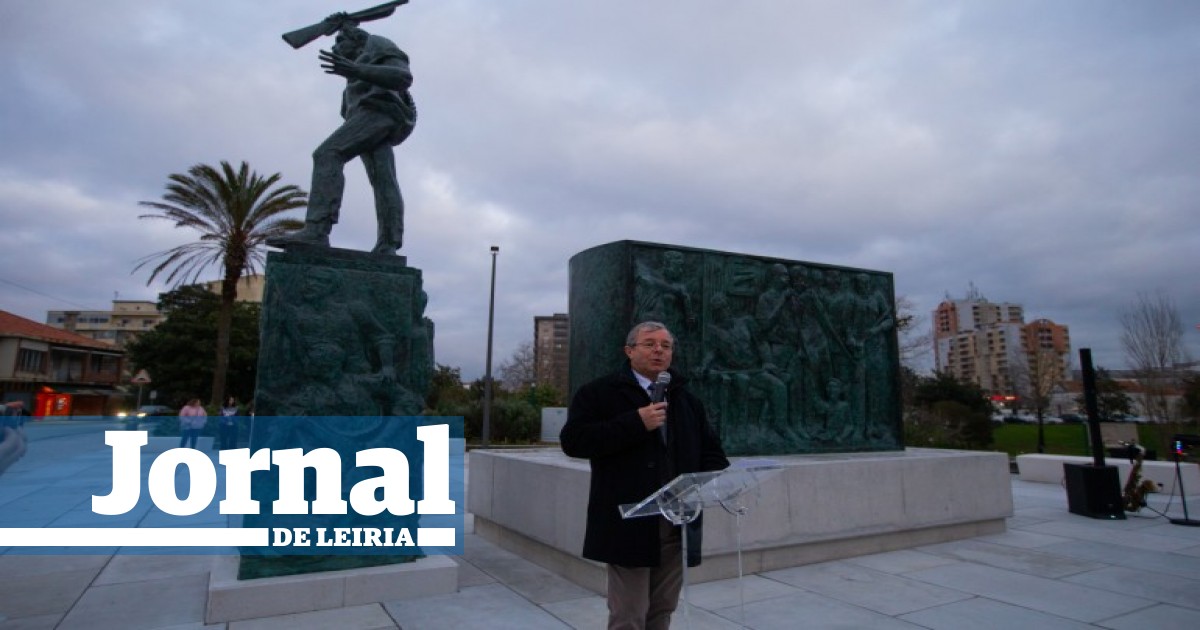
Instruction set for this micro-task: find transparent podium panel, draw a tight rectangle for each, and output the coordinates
[618,460,784,522]
[617,460,784,628]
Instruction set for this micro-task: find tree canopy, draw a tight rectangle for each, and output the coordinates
[906,371,994,449]
[135,161,305,405]
[124,285,262,409]
[1074,367,1134,421]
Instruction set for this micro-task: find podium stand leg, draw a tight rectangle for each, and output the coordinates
[736,512,746,624]
[680,523,691,630]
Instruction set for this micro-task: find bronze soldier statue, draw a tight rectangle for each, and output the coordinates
[269,3,416,255]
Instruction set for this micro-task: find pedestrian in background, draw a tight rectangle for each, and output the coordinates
[178,399,207,449]
[219,397,239,450]
[1,401,28,476]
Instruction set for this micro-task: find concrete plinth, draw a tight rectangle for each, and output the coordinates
[206,555,458,623]
[1017,453,1200,494]
[469,448,1012,593]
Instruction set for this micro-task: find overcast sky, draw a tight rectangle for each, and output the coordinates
[2,0,1197,380]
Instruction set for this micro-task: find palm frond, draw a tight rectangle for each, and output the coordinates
[135,161,308,288]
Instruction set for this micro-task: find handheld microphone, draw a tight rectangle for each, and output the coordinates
[651,372,671,404]
[652,372,670,445]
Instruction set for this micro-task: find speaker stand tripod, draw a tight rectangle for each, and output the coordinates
[1169,450,1200,527]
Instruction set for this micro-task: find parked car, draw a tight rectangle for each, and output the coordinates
[117,404,175,418]
[1059,413,1084,424]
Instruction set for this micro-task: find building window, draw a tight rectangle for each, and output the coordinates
[17,348,46,373]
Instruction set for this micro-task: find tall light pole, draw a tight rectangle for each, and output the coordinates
[482,245,499,447]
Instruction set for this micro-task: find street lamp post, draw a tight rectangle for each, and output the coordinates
[482,245,499,447]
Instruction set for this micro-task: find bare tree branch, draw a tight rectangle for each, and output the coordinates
[497,341,536,392]
[1120,291,1190,422]
[896,295,932,368]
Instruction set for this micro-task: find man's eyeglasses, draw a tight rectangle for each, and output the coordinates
[631,341,673,351]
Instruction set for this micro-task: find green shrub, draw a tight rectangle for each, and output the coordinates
[904,401,992,450]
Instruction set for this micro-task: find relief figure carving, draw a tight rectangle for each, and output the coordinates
[700,293,791,443]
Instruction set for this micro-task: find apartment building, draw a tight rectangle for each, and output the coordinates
[46,300,164,348]
[45,275,266,348]
[933,288,1070,398]
[534,313,570,395]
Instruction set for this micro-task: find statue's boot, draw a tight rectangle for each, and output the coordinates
[371,231,402,255]
[266,220,331,248]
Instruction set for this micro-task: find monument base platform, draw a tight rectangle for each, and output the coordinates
[1017,453,1200,495]
[469,448,1012,593]
[206,555,457,623]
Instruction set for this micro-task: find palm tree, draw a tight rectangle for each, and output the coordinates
[135,161,306,407]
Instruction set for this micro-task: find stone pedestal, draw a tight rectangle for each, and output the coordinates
[469,448,1012,593]
[211,246,455,611]
[253,246,433,419]
[245,247,436,557]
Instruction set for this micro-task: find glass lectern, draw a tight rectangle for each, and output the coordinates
[619,460,784,627]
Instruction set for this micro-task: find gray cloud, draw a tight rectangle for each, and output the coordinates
[2,0,1197,379]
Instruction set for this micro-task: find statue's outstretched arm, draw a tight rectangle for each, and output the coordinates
[319,49,412,90]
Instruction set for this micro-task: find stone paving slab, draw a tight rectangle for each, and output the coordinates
[762,560,973,616]
[0,568,98,620]
[56,571,210,630]
[1095,603,1200,629]
[95,554,217,585]
[711,589,927,629]
[384,583,569,630]
[897,596,1097,630]
[843,548,959,575]
[902,562,1154,624]
[1040,538,1200,581]
[228,603,396,630]
[1063,565,1200,611]
[678,574,801,611]
[917,538,1107,578]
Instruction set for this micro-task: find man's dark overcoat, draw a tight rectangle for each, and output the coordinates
[561,363,728,568]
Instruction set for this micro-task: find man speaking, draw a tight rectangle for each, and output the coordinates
[561,321,728,629]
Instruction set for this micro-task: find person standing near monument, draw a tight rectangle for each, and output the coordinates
[218,397,239,450]
[178,399,207,449]
[561,321,728,629]
[267,19,417,254]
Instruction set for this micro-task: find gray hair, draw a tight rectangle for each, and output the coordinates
[625,321,674,346]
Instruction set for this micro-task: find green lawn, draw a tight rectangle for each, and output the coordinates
[991,422,1183,459]
[992,423,1093,458]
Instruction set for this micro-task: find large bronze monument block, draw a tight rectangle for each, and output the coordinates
[254,247,433,418]
[242,247,436,575]
[569,240,901,455]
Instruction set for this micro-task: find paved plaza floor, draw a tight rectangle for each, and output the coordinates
[1,422,1198,629]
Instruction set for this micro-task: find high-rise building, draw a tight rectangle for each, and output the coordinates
[1021,318,1072,383]
[933,287,1070,397]
[534,313,569,395]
